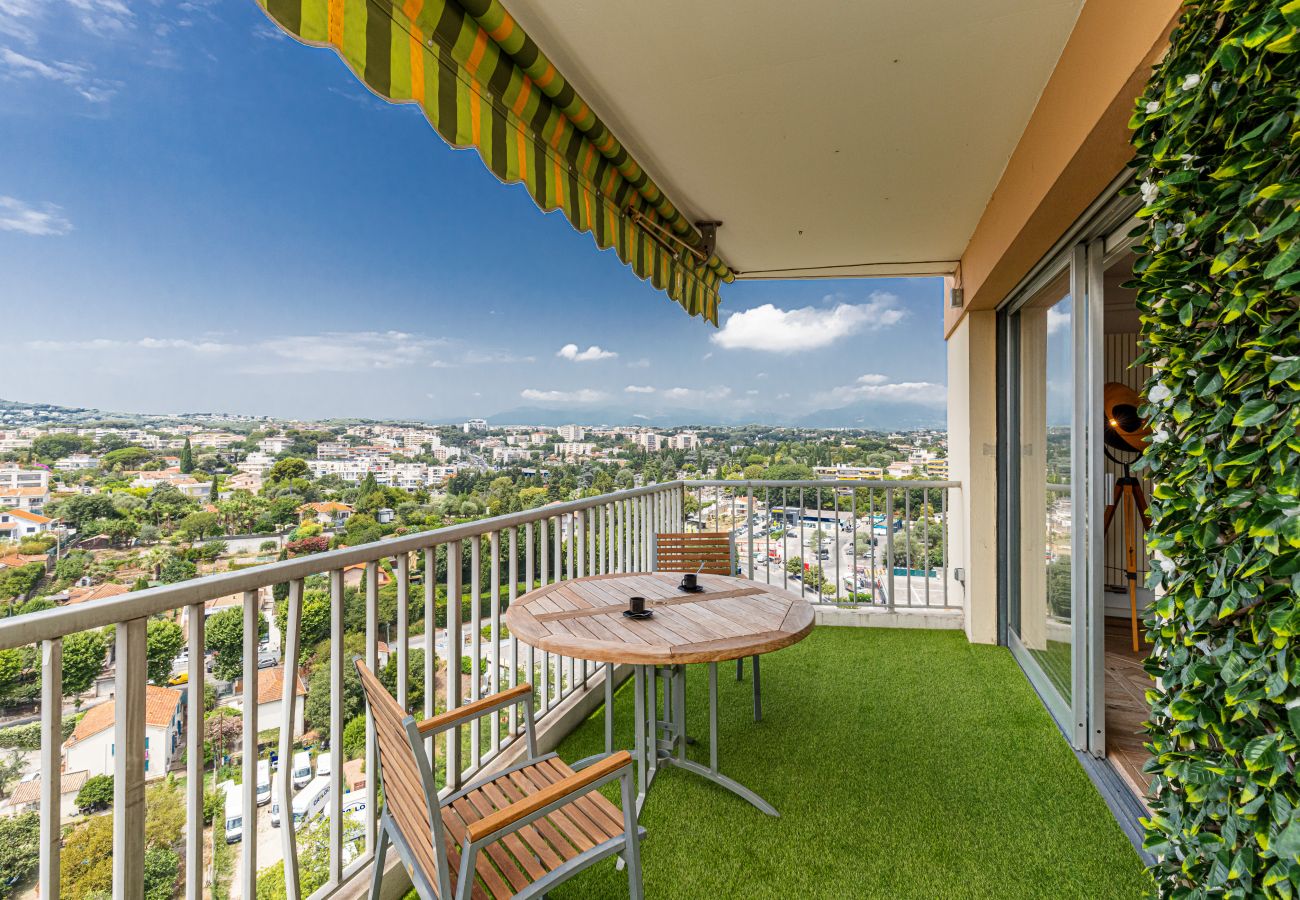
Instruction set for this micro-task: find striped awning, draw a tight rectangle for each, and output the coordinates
[256,0,733,323]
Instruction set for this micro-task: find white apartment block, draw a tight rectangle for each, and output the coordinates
[493,447,535,464]
[188,432,240,449]
[0,464,49,492]
[462,419,488,432]
[316,441,350,459]
[54,454,98,471]
[633,432,663,452]
[670,432,699,450]
[238,451,277,476]
[0,433,32,452]
[554,442,595,458]
[814,464,885,481]
[258,436,293,454]
[557,424,586,442]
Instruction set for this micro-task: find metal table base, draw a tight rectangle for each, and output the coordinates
[625,662,778,818]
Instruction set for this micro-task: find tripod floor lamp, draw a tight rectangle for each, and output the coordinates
[1102,382,1152,654]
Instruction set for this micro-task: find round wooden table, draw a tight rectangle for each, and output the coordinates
[505,572,815,816]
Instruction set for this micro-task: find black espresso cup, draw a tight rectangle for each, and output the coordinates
[680,573,698,591]
[629,595,647,615]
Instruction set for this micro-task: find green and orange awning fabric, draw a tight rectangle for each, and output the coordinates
[256,0,733,323]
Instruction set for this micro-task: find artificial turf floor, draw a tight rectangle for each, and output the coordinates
[544,627,1151,900]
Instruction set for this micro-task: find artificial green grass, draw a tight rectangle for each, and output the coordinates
[547,627,1151,900]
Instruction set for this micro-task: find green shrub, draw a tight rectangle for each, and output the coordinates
[76,774,113,814]
[1131,2,1300,895]
[0,714,79,750]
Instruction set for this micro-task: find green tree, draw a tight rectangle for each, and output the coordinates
[378,648,425,715]
[159,555,196,584]
[0,751,24,797]
[177,511,220,541]
[100,446,151,469]
[204,606,266,682]
[142,847,180,900]
[304,655,362,734]
[62,630,108,697]
[341,713,366,761]
[75,774,114,813]
[179,437,193,474]
[0,811,39,898]
[255,818,331,899]
[144,483,196,528]
[48,494,118,532]
[146,619,184,685]
[267,457,309,483]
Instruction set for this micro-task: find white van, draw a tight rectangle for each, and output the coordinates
[222,782,243,844]
[270,772,285,827]
[316,751,332,779]
[291,775,330,830]
[291,750,312,789]
[256,760,271,806]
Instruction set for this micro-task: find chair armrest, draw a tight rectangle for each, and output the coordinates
[465,750,632,844]
[415,683,533,736]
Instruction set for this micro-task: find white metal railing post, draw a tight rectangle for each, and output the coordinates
[39,637,61,900]
[242,589,259,900]
[112,617,146,900]
[328,569,345,884]
[445,540,463,789]
[422,547,437,761]
[506,527,517,736]
[365,561,379,852]
[490,529,501,754]
[470,537,482,769]
[186,604,205,900]
[279,580,303,900]
[397,553,409,710]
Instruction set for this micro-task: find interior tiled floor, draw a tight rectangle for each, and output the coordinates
[1104,610,1153,800]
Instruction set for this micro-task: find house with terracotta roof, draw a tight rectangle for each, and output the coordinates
[2,770,89,820]
[229,666,306,740]
[0,508,53,541]
[298,501,353,528]
[342,563,392,591]
[0,552,48,571]
[65,582,130,606]
[63,686,184,780]
[0,485,50,515]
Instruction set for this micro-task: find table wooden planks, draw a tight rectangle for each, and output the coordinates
[504,573,815,666]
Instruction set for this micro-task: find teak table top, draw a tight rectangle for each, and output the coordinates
[503,572,815,666]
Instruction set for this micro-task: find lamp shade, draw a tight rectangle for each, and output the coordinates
[1103,382,1150,453]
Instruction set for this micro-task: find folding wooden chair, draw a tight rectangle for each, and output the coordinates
[654,532,763,721]
[355,659,644,900]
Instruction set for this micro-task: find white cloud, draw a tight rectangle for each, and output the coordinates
[626,358,650,369]
[661,386,731,403]
[557,343,617,362]
[520,388,607,404]
[819,373,946,408]
[624,385,655,394]
[0,195,72,235]
[0,0,41,43]
[1047,307,1071,335]
[23,331,529,376]
[64,0,133,35]
[0,47,117,102]
[711,292,906,353]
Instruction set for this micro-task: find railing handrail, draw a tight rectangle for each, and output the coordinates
[0,480,679,651]
[683,478,960,490]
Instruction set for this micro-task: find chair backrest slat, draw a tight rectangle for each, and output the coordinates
[355,660,445,891]
[655,532,734,575]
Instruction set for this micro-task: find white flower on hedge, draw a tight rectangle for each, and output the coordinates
[1146,100,1161,113]
[1149,382,1172,404]
[1140,180,1160,204]
[1152,550,1177,577]
[1181,73,1201,91]
[1152,428,1170,444]
[1173,223,1186,236]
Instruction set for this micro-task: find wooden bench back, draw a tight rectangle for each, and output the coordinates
[355,659,445,888]
[655,532,734,575]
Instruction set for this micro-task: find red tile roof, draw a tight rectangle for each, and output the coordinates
[66,686,182,744]
[66,582,130,605]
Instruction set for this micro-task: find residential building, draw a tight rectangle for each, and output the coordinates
[2,770,89,820]
[492,446,535,464]
[553,442,594,459]
[223,471,263,494]
[54,454,99,471]
[299,501,353,527]
[633,432,663,452]
[926,459,949,479]
[63,685,184,780]
[258,436,293,454]
[462,419,488,432]
[0,464,48,493]
[670,432,699,450]
[557,424,585,441]
[0,509,53,541]
[237,451,277,476]
[65,582,130,606]
[229,666,306,741]
[0,484,49,515]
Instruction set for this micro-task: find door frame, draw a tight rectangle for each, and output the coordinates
[996,176,1140,754]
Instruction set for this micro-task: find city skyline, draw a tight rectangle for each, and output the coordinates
[0,0,946,427]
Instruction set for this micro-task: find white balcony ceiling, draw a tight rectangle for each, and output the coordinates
[504,0,1084,279]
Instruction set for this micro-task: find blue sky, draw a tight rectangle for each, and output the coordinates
[0,0,946,426]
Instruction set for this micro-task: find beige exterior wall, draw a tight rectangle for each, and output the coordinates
[946,310,999,644]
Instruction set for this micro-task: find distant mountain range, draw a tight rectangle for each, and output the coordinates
[0,396,945,431]
[469,402,945,430]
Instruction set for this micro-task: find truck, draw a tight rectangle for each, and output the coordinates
[222,782,243,844]
[291,775,331,830]
[291,750,312,789]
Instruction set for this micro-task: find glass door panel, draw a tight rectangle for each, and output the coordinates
[1009,267,1075,707]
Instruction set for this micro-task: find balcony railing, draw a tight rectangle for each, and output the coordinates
[0,478,956,900]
